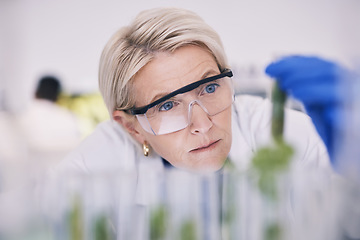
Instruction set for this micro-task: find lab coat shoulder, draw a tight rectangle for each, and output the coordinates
[230,95,330,169]
[52,120,139,175]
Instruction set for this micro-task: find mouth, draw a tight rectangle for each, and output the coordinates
[190,139,220,153]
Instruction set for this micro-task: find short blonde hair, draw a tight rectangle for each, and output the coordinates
[99,7,229,116]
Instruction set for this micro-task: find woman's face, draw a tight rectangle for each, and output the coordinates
[130,45,232,172]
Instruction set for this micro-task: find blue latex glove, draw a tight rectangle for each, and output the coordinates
[265,56,347,162]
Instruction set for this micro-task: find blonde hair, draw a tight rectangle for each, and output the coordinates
[99,7,229,116]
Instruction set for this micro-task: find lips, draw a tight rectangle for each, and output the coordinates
[190,139,220,152]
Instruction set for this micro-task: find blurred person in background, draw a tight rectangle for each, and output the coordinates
[17,75,82,177]
[0,76,83,239]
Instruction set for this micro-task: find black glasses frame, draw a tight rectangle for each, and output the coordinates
[127,69,233,115]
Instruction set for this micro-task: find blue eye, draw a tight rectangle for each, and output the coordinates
[205,83,218,94]
[159,101,174,111]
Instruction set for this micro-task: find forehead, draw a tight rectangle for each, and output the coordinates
[132,45,219,106]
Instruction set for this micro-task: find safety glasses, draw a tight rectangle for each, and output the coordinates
[127,69,234,135]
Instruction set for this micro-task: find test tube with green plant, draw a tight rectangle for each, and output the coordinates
[94,214,114,240]
[69,195,84,240]
[251,81,294,240]
[221,160,238,239]
[150,205,168,240]
[179,219,197,240]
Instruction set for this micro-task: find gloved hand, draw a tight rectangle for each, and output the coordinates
[265,56,349,162]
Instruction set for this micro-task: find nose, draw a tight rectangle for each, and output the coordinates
[188,101,213,134]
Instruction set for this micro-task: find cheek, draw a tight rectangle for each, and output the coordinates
[146,133,186,165]
[214,108,233,154]
[215,108,232,136]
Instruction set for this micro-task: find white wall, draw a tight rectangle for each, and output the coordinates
[1,0,359,112]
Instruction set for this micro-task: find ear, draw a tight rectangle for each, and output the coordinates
[113,110,146,144]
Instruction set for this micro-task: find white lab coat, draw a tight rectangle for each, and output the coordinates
[44,95,333,240]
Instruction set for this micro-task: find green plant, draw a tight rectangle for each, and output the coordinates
[150,205,168,240]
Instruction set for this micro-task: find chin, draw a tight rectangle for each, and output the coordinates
[189,157,226,173]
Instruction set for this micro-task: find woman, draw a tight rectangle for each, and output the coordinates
[55,7,330,176]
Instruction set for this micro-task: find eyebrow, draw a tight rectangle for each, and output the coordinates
[129,69,232,115]
[148,69,220,104]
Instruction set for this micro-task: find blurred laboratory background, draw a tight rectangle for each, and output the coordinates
[0,0,360,239]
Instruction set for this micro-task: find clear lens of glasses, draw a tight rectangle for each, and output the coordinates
[136,76,234,135]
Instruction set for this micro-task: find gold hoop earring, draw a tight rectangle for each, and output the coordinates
[143,142,150,157]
